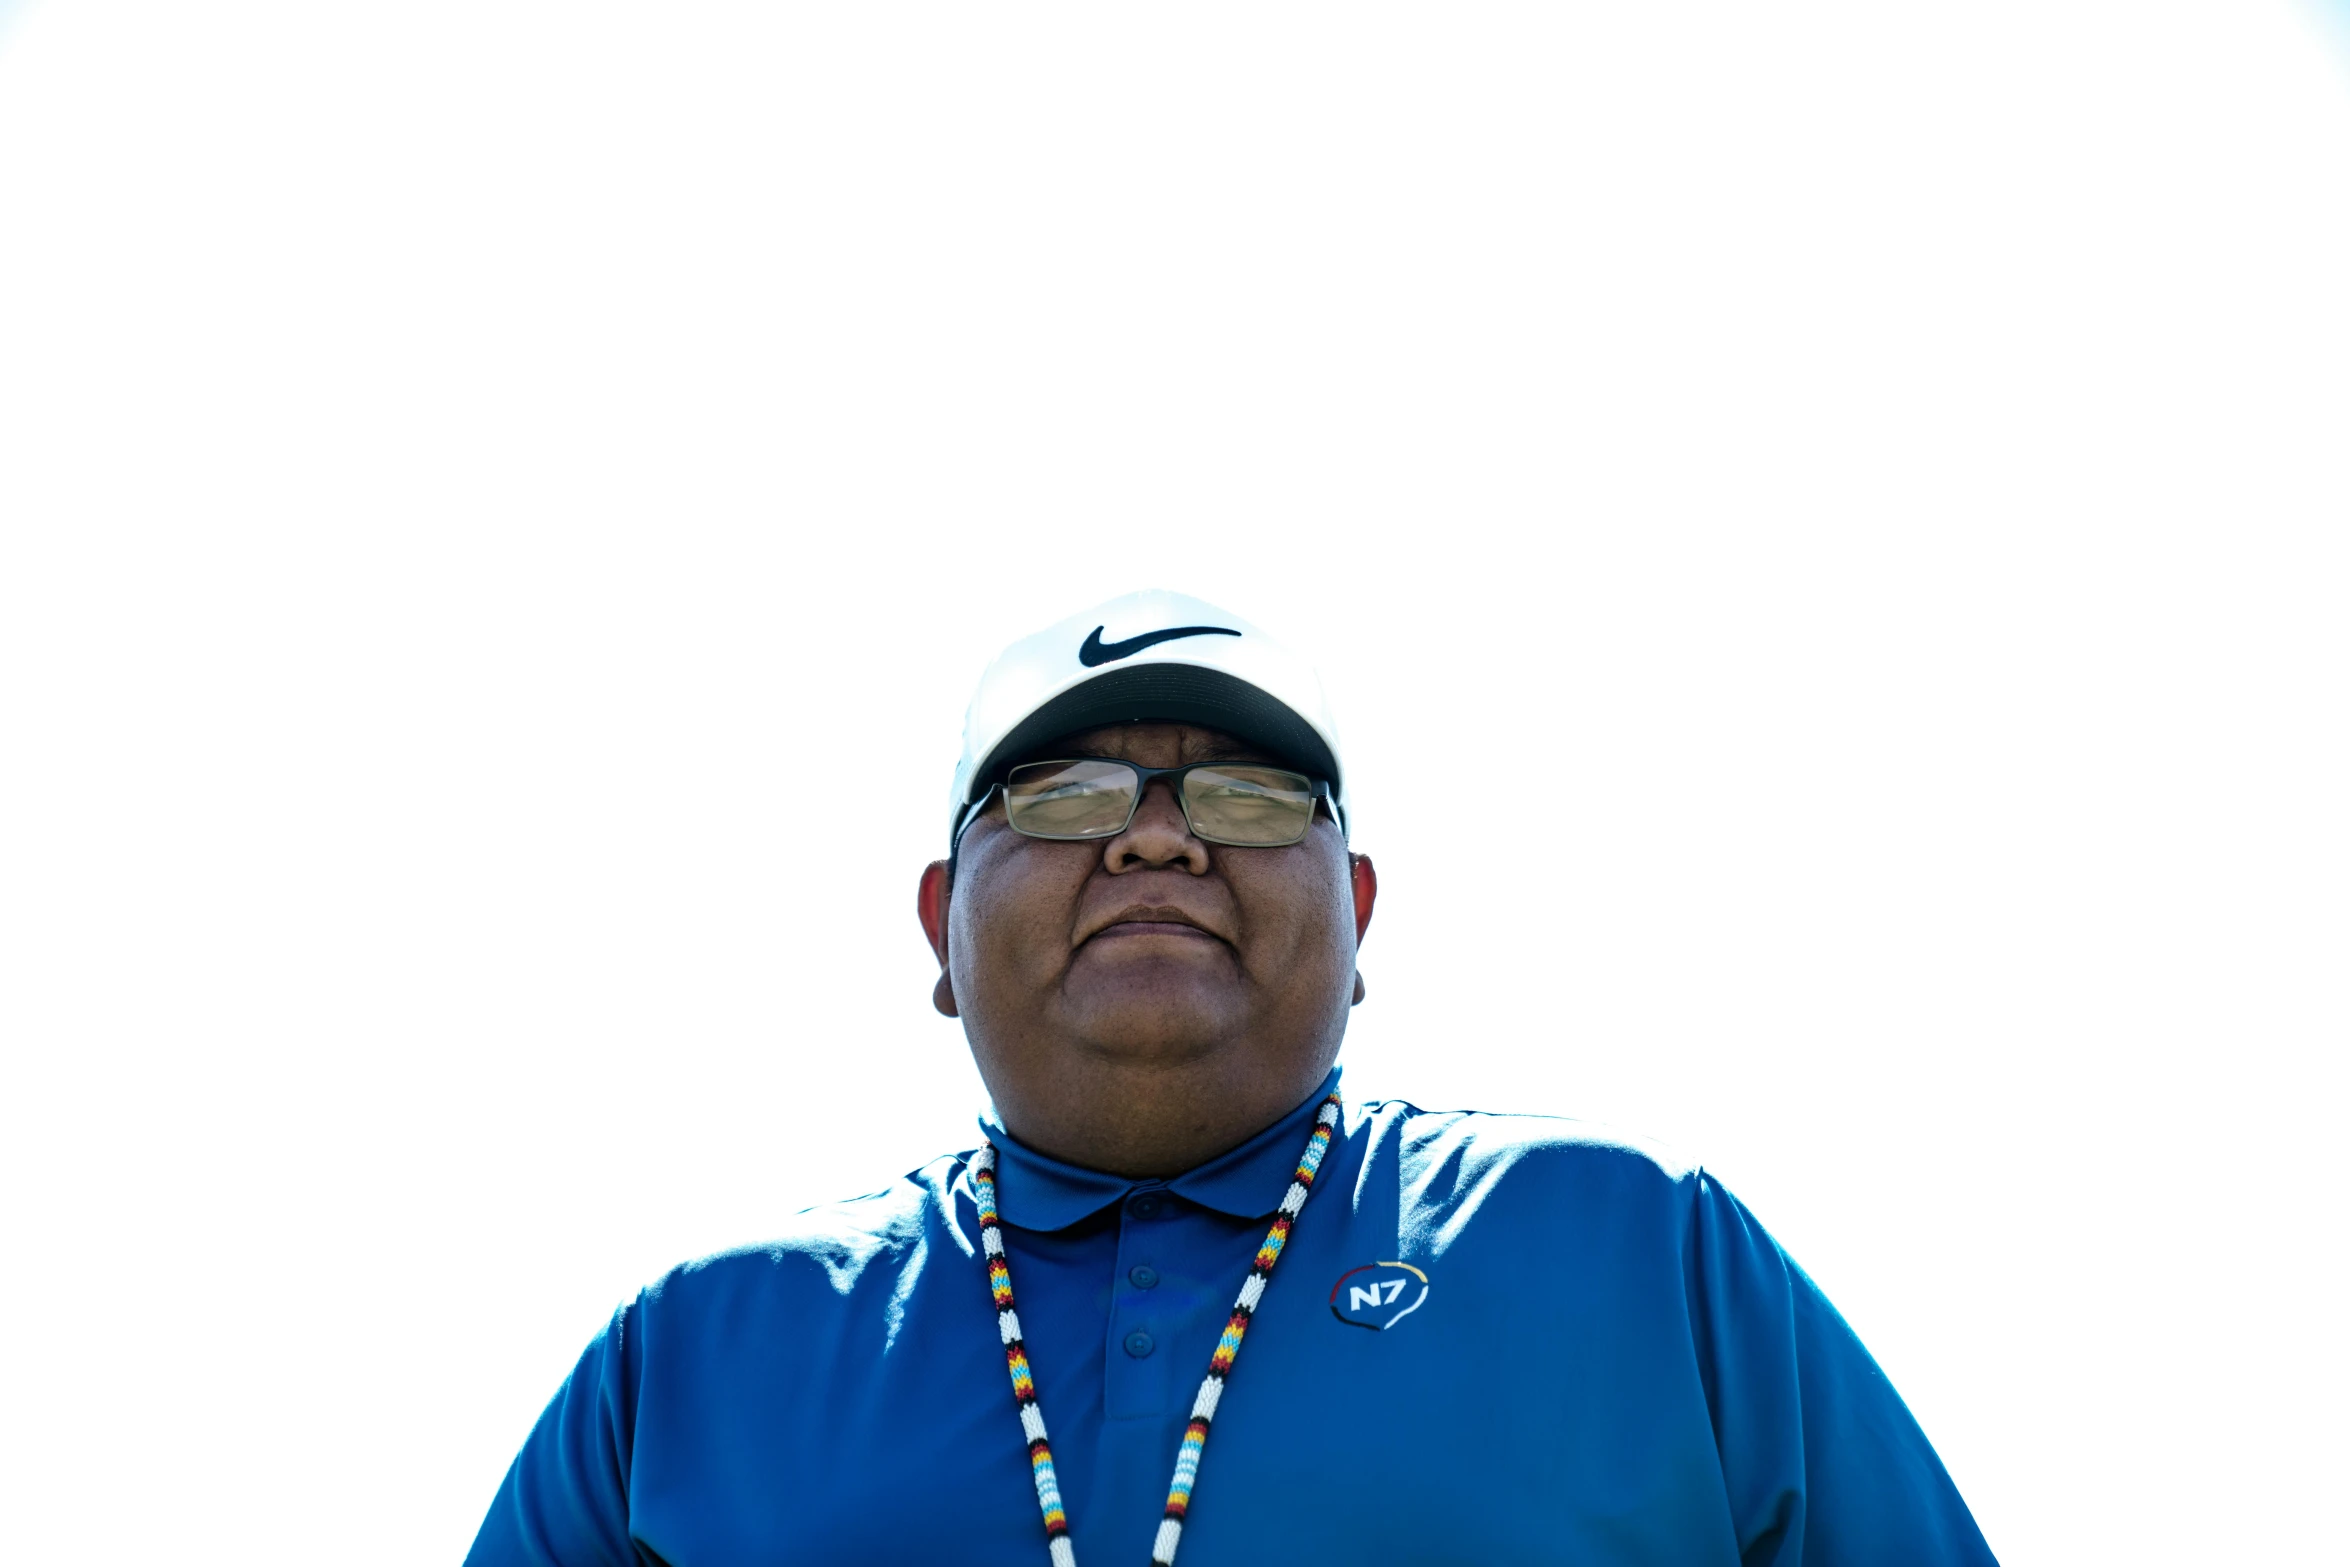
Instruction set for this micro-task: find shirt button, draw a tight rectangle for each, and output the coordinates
[1129,1193,1163,1219]
[1128,1265,1160,1290]
[1123,1330,1156,1358]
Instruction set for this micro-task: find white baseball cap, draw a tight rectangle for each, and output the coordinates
[949,590,1347,849]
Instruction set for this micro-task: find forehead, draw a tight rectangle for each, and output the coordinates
[1020,722,1278,770]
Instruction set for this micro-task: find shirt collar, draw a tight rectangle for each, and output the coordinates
[978,1066,1344,1232]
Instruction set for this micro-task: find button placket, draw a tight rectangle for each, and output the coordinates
[1106,1184,1177,1418]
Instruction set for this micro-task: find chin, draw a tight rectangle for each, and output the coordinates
[1061,983,1243,1063]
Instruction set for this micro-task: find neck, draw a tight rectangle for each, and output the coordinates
[985,1052,1336,1179]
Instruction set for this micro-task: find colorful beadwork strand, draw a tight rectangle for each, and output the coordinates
[1149,1092,1339,1565]
[971,1143,1078,1567]
[972,1092,1342,1567]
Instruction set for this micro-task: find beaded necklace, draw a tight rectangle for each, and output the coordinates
[970,1091,1342,1567]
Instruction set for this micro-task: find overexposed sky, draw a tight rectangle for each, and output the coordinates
[3,3,2346,1562]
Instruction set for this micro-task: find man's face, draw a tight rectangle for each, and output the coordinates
[919,721,1374,1170]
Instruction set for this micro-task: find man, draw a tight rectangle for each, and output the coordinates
[468,590,1996,1566]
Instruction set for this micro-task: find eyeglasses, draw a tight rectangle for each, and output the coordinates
[991,757,1332,847]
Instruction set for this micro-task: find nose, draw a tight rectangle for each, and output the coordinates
[1102,778,1210,874]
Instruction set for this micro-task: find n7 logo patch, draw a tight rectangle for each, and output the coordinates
[1328,1261,1430,1331]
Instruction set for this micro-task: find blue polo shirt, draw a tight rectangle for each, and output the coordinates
[469,1072,1995,1565]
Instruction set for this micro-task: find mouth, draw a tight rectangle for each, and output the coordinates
[1081,907,1230,948]
[1093,920,1221,941]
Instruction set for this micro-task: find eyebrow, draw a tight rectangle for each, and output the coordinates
[1188,740,1277,764]
[1024,730,1282,768]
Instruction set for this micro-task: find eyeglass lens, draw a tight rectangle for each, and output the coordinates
[1001,760,1316,846]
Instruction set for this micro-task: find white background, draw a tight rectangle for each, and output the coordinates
[3,3,2346,1562]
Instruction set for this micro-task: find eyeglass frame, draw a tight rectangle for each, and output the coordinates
[953,755,1338,850]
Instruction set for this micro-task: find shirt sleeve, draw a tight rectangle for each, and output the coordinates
[464,1306,644,1567]
[1686,1171,1998,1567]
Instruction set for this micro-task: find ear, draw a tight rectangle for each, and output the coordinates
[918,860,959,1018]
[1348,852,1377,1005]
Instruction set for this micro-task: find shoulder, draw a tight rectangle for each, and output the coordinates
[1354,1096,1696,1182]
[634,1154,971,1325]
[1346,1097,1706,1235]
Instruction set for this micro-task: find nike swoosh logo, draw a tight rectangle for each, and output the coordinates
[1078,624,1241,667]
